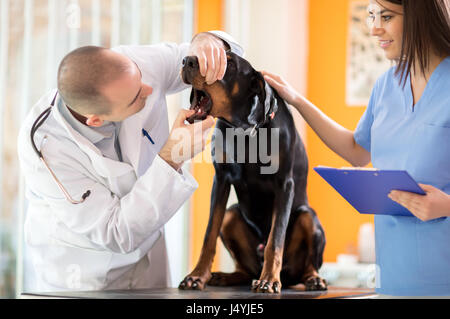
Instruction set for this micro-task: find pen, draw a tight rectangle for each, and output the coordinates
[142,128,155,145]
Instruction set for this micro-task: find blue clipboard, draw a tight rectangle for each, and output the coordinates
[313,166,426,216]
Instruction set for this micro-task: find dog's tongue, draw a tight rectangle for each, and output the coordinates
[187,95,210,124]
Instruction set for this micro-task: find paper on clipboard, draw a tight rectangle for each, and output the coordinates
[313,166,426,216]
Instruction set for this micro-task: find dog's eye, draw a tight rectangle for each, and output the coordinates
[227,60,234,67]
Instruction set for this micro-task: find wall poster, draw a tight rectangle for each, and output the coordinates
[346,0,392,106]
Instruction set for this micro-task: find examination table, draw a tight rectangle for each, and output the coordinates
[21,286,376,299]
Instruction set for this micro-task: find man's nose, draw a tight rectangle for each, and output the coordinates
[182,56,199,70]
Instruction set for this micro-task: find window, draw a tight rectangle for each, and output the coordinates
[0,0,193,297]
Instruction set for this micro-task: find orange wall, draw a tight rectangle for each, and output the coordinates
[194,0,223,33]
[190,0,224,271]
[306,0,374,262]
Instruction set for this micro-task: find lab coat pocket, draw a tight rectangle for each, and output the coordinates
[52,220,105,252]
[407,124,450,187]
[416,218,450,284]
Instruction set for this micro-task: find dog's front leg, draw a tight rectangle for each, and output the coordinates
[179,176,231,290]
[252,177,295,294]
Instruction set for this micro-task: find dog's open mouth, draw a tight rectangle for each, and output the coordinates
[187,89,213,124]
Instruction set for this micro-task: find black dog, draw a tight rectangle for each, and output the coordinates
[179,52,327,293]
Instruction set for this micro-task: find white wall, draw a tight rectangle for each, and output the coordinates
[228,1,308,88]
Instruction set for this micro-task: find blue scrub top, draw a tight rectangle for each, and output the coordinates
[354,57,450,296]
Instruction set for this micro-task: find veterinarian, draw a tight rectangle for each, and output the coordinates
[17,31,243,292]
[263,0,450,296]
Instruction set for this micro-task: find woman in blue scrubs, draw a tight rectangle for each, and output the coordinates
[263,0,450,296]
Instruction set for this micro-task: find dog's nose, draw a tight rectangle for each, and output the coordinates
[182,56,199,69]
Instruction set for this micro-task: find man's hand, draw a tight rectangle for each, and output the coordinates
[159,109,215,171]
[189,33,228,85]
[388,184,450,222]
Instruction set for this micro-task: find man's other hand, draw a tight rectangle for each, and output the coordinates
[159,109,215,171]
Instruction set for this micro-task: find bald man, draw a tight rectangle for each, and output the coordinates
[18,31,243,292]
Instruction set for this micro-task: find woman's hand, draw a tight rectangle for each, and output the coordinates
[261,71,301,106]
[388,184,450,222]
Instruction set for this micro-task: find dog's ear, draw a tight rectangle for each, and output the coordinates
[247,71,278,126]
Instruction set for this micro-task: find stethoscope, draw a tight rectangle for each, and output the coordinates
[30,92,91,204]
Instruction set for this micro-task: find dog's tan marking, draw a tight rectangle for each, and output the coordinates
[232,82,240,96]
[204,83,233,123]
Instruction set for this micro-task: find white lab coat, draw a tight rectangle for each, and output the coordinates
[17,31,243,293]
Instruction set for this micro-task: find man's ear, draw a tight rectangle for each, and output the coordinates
[86,115,104,127]
[247,71,278,126]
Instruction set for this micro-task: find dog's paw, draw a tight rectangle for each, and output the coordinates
[178,272,211,290]
[304,276,327,291]
[251,278,281,294]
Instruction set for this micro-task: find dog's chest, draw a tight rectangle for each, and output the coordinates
[212,126,279,168]
[226,163,276,209]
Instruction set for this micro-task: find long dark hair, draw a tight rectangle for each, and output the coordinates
[382,0,450,85]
